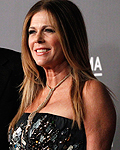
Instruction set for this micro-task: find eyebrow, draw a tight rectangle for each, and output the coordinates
[28,27,35,30]
[29,25,55,30]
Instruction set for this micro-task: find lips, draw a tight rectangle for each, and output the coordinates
[34,48,51,56]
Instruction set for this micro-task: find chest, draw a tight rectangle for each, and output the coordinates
[26,87,74,120]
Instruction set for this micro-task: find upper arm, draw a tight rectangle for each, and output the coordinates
[82,80,116,150]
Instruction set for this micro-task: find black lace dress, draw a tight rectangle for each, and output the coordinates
[8,113,86,150]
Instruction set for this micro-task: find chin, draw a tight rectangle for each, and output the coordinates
[35,61,47,68]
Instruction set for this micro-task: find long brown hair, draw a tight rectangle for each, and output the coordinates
[9,0,96,131]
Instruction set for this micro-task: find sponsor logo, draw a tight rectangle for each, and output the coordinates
[90,56,103,77]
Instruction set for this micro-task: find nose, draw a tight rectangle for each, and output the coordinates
[35,32,45,44]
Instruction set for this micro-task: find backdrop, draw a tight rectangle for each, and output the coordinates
[0,0,120,149]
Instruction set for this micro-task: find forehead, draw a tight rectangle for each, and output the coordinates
[30,10,55,26]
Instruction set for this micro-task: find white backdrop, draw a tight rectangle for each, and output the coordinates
[0,0,120,149]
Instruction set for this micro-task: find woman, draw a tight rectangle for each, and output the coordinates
[8,0,116,149]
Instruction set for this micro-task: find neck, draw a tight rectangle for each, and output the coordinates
[44,61,70,88]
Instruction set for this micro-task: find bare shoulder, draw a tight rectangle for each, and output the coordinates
[82,79,114,107]
[82,79,116,149]
[82,79,116,120]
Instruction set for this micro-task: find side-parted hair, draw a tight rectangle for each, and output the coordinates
[9,0,96,131]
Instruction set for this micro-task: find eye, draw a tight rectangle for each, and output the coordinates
[28,30,36,35]
[44,28,55,33]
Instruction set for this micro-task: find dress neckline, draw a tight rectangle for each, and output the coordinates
[23,112,73,122]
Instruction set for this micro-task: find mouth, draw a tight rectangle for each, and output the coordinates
[34,48,51,56]
[36,49,50,53]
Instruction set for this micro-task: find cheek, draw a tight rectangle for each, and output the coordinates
[52,38,62,50]
[28,37,33,50]
[28,38,34,57]
[28,38,31,49]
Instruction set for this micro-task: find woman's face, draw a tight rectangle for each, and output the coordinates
[28,10,65,69]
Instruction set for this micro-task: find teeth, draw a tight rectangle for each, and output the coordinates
[36,49,48,53]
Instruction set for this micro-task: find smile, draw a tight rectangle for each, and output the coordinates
[36,49,50,53]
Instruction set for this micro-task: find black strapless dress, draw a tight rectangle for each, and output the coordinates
[9,113,86,150]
